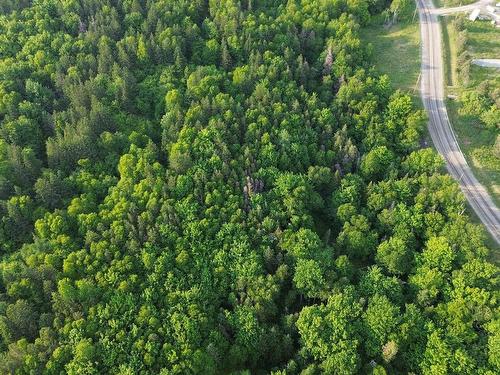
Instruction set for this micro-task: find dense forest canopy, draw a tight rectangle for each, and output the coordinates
[0,0,498,374]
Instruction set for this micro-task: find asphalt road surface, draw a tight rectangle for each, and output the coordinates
[416,0,500,244]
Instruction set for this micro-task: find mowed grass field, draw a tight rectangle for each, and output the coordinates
[441,16,500,208]
[465,20,500,87]
[360,14,421,96]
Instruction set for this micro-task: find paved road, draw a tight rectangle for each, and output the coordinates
[416,0,500,244]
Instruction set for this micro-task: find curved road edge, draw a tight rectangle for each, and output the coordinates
[416,0,500,244]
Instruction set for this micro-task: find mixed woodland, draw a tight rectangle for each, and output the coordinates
[0,0,498,374]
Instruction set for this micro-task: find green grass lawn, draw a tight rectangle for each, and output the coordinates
[446,99,500,203]
[434,0,477,7]
[440,14,458,87]
[464,21,500,88]
[360,14,421,97]
[440,15,500,257]
[441,16,500,207]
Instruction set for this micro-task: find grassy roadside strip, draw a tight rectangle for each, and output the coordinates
[439,15,500,256]
[434,0,477,6]
[440,15,458,87]
[440,16,500,207]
